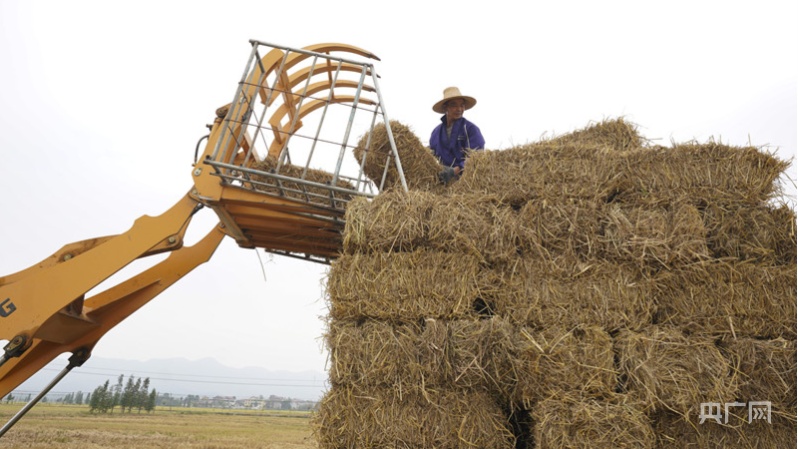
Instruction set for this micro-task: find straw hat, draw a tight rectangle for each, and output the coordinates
[432,86,477,113]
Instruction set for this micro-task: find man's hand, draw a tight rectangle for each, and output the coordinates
[438,166,456,184]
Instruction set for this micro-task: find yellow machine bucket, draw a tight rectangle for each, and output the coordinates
[191,40,407,263]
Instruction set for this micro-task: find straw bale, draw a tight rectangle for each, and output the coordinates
[249,155,355,206]
[326,320,436,388]
[450,143,627,205]
[719,337,797,412]
[343,190,521,263]
[417,316,451,386]
[325,317,518,398]
[339,189,446,252]
[542,117,646,152]
[532,394,655,449]
[325,319,618,405]
[446,125,787,207]
[652,408,797,449]
[353,120,443,191]
[341,190,436,254]
[449,117,646,204]
[326,250,485,321]
[702,202,797,265]
[615,142,789,206]
[613,325,739,415]
[311,385,516,449]
[516,199,709,268]
[345,186,710,268]
[442,317,517,398]
[599,202,709,268]
[652,261,797,339]
[516,198,603,260]
[513,325,617,409]
[425,194,520,263]
[487,258,655,331]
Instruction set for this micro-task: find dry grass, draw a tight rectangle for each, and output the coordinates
[327,318,517,396]
[702,201,796,264]
[719,336,797,412]
[450,142,628,205]
[532,393,655,449]
[615,142,789,206]
[652,408,797,449]
[598,202,709,268]
[489,258,656,331]
[327,250,658,330]
[326,319,434,388]
[0,404,315,449]
[326,319,621,409]
[614,325,738,415]
[326,249,484,321]
[446,117,649,206]
[325,317,518,400]
[542,117,646,151]
[344,192,712,271]
[652,260,797,339]
[343,191,520,264]
[341,192,434,254]
[249,156,355,208]
[311,386,515,449]
[450,134,787,207]
[512,325,617,409]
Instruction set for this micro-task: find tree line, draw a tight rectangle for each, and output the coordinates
[88,374,157,414]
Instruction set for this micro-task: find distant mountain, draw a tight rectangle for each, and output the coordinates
[9,356,328,401]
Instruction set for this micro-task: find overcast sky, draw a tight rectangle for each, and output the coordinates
[1,0,795,377]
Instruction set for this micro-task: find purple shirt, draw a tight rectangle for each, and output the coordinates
[430,116,485,170]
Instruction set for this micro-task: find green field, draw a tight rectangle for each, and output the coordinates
[0,403,316,448]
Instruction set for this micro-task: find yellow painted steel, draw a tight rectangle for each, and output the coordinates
[0,225,225,397]
[192,42,380,255]
[266,95,377,157]
[224,43,378,161]
[0,194,197,341]
[265,77,374,152]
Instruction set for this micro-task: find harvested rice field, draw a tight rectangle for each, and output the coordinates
[0,403,315,449]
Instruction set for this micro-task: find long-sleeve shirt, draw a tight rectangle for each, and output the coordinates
[429,116,485,171]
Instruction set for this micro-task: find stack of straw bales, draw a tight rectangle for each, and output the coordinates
[312,118,796,448]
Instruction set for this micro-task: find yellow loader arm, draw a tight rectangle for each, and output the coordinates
[0,194,224,397]
[0,40,405,436]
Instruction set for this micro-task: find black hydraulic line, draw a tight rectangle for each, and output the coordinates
[0,348,90,438]
[194,134,210,164]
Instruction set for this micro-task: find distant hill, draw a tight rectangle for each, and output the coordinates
[9,356,328,401]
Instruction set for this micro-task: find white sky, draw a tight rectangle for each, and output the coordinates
[1,0,795,375]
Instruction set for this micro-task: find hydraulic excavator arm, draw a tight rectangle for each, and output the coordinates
[0,40,405,436]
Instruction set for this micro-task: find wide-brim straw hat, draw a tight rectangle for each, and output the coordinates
[432,86,477,113]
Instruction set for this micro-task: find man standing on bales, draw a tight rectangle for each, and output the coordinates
[430,86,485,184]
